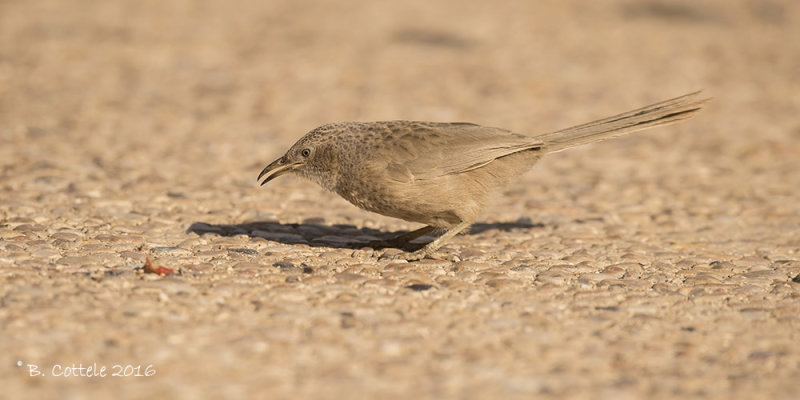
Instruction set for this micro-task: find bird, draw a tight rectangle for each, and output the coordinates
[258,91,708,260]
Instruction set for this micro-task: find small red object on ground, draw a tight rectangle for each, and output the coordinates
[142,258,175,276]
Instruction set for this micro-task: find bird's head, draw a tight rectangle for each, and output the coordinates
[257,129,340,190]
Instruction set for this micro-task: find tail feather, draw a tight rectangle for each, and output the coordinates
[536,91,709,153]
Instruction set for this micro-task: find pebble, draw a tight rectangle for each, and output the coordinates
[13,224,47,233]
[335,272,367,284]
[485,278,525,289]
[31,249,61,259]
[50,232,82,241]
[535,270,570,286]
[56,255,108,266]
[151,246,193,256]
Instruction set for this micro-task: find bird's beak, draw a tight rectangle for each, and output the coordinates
[258,157,303,186]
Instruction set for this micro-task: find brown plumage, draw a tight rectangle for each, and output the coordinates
[258,91,708,260]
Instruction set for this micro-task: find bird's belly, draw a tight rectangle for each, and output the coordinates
[335,175,483,228]
[334,153,540,227]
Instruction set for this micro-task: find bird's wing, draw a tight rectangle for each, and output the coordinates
[375,122,542,182]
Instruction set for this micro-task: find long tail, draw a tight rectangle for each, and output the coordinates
[535,91,709,153]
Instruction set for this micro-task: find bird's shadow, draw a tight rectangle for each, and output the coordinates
[187,218,544,250]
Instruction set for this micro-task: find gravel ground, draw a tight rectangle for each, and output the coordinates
[2,0,799,399]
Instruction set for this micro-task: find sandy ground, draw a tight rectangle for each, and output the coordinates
[1,0,799,399]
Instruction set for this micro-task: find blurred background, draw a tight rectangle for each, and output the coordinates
[1,0,798,398]
[2,0,796,192]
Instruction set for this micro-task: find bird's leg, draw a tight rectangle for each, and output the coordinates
[400,221,472,261]
[369,225,438,249]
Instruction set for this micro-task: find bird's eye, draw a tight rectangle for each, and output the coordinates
[301,148,311,157]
